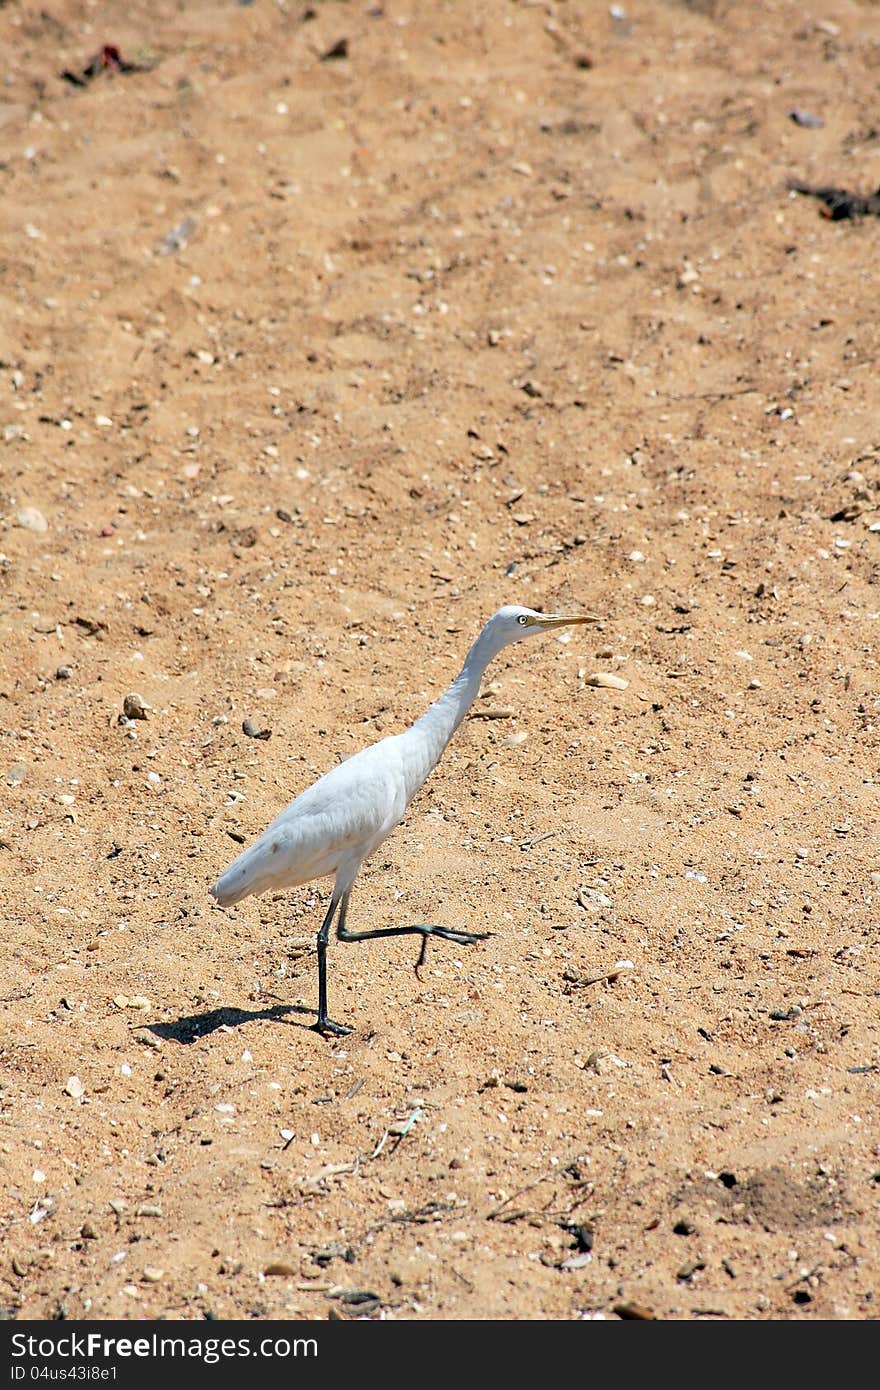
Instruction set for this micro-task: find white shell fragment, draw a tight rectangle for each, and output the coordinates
[585,672,629,690]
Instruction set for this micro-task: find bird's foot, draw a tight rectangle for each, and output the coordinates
[312,1016,352,1037]
[413,925,492,974]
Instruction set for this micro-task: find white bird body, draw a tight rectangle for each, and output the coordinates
[213,737,415,906]
[211,604,597,1033]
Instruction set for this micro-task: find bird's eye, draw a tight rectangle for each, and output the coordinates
[517,614,528,625]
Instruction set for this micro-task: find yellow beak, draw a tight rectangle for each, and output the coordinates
[535,613,601,628]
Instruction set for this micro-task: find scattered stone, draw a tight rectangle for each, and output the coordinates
[64,1075,85,1099]
[242,718,272,740]
[788,109,823,128]
[16,507,48,533]
[559,1251,592,1271]
[583,1050,626,1074]
[613,1301,656,1320]
[577,886,613,911]
[333,1288,380,1311]
[158,216,196,255]
[566,960,633,988]
[584,672,629,690]
[142,1267,164,1283]
[312,1244,355,1268]
[320,37,349,61]
[74,616,107,637]
[123,693,149,720]
[673,1218,697,1236]
[264,1261,297,1276]
[55,665,72,681]
[6,765,26,787]
[80,1221,98,1240]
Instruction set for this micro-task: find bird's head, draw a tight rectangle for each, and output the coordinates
[488,604,601,648]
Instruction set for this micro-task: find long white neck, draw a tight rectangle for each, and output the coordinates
[402,620,511,789]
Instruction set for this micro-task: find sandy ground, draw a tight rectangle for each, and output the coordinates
[1,0,879,1322]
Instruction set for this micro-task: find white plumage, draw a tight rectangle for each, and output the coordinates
[211,604,597,1033]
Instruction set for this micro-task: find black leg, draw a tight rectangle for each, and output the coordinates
[311,892,352,1036]
[335,893,490,973]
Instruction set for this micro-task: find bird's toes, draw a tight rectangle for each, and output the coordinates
[448,929,491,946]
[313,1018,352,1037]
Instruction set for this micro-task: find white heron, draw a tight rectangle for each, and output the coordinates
[211,604,598,1034]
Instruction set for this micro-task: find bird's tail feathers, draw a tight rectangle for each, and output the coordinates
[210,839,280,907]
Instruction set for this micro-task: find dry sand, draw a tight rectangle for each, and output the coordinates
[1,0,879,1320]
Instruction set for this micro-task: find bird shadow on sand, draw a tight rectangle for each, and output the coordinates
[145,1001,314,1045]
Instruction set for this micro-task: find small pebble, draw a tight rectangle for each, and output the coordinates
[17,506,48,533]
[243,718,272,740]
[559,1251,592,1271]
[578,886,613,910]
[584,1051,606,1074]
[158,216,195,255]
[614,1302,656,1320]
[500,731,528,748]
[584,672,629,690]
[788,109,824,128]
[123,693,149,720]
[55,665,72,681]
[64,1075,85,1099]
[142,1267,164,1283]
[6,765,26,787]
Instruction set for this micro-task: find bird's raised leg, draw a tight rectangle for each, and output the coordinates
[335,892,490,974]
[312,893,352,1036]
